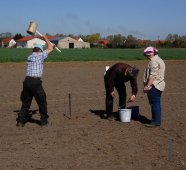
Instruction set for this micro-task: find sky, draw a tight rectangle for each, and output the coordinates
[0,0,185,40]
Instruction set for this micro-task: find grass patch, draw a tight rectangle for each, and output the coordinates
[0,48,186,62]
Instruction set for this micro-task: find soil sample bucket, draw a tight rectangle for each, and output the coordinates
[119,109,132,122]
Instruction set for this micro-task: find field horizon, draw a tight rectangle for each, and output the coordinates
[0,48,186,62]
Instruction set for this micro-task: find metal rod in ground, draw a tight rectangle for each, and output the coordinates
[64,101,67,117]
[168,138,172,161]
[69,93,71,119]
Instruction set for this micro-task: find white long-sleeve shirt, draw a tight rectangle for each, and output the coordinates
[144,55,166,91]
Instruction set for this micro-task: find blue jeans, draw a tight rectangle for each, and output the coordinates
[147,86,162,125]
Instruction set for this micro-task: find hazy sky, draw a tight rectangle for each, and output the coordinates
[0,0,185,40]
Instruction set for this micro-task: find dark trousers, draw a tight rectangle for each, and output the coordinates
[104,75,126,115]
[147,86,162,125]
[19,76,48,121]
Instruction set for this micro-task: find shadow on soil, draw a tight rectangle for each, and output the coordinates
[14,109,41,126]
[89,107,151,124]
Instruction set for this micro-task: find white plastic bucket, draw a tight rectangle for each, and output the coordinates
[119,109,132,122]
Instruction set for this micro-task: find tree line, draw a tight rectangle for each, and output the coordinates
[81,33,186,48]
[80,33,186,48]
[1,33,186,48]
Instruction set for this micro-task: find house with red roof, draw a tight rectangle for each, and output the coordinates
[2,35,90,49]
[16,36,55,48]
[98,39,110,45]
[1,38,12,48]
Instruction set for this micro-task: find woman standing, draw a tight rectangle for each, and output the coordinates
[143,46,166,127]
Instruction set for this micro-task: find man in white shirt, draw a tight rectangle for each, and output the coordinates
[17,35,54,127]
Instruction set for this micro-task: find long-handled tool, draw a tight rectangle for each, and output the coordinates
[27,21,61,52]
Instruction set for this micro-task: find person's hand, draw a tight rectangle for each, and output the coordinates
[128,95,136,102]
[52,43,56,49]
[111,91,115,97]
[143,86,152,93]
[41,35,47,40]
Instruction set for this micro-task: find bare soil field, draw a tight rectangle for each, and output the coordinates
[0,60,185,170]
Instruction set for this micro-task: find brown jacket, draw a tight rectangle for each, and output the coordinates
[105,63,138,95]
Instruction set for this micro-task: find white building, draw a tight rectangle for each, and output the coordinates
[16,36,90,49]
[16,36,47,48]
[51,36,90,49]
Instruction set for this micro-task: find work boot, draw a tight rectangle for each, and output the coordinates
[101,113,108,119]
[40,114,49,126]
[16,113,32,127]
[40,118,48,126]
[16,117,26,127]
[145,122,160,128]
[101,112,113,120]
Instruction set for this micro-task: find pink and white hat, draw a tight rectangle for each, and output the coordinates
[144,46,158,56]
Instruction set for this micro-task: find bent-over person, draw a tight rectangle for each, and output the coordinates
[103,63,139,119]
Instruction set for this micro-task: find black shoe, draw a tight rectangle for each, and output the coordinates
[16,114,32,127]
[16,118,26,127]
[145,123,160,128]
[101,113,114,120]
[101,113,109,119]
[40,119,48,126]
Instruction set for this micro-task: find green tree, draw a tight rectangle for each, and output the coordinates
[125,35,138,48]
[166,34,180,41]
[84,33,100,44]
[13,33,23,40]
[106,34,126,48]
